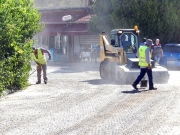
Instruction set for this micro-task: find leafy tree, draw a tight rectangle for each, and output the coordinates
[89,0,180,44]
[0,0,43,94]
[88,0,114,34]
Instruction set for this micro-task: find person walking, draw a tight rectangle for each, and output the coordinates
[32,47,51,84]
[132,39,157,90]
[151,39,163,65]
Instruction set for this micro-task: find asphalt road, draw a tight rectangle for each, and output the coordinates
[0,62,180,135]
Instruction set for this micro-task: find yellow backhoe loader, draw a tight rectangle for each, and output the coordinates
[99,26,169,84]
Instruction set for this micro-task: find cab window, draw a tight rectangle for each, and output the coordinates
[119,33,137,53]
[111,34,119,47]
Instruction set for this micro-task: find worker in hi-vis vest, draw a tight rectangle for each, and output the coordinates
[132,39,157,91]
[32,47,51,84]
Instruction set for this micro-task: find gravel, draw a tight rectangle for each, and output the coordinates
[0,62,180,135]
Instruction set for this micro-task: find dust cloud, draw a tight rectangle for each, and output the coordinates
[167,70,180,85]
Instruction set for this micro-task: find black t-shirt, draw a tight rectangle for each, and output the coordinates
[152,44,162,56]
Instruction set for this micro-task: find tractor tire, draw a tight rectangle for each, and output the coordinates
[100,61,117,81]
[110,62,117,81]
[99,61,107,80]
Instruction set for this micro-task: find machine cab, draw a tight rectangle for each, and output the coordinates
[110,28,140,58]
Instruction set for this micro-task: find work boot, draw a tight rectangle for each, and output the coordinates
[36,81,41,84]
[149,87,157,90]
[132,84,138,90]
[44,80,47,84]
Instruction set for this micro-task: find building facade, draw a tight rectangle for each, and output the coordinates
[33,0,99,62]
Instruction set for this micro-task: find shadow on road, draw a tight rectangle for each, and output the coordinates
[121,88,151,94]
[81,79,119,85]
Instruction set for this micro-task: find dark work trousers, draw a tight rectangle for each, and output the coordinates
[133,68,153,88]
[37,64,47,82]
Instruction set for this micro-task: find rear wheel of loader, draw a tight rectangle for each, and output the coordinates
[100,61,116,81]
[100,61,107,80]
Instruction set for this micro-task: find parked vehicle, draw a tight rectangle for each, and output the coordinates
[160,43,180,69]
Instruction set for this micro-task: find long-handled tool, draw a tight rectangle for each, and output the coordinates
[29,69,37,76]
[29,59,49,76]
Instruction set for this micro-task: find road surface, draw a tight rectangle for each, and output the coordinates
[0,62,180,135]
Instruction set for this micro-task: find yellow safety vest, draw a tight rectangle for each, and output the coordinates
[33,48,46,65]
[138,46,149,67]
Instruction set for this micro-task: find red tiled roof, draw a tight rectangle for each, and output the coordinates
[36,23,89,36]
[40,11,87,23]
[75,14,93,23]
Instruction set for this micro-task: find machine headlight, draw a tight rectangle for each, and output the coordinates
[118,31,122,34]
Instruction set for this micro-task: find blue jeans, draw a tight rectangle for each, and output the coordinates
[153,55,161,63]
[133,68,154,88]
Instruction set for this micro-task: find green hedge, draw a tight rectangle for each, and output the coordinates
[0,41,33,95]
[0,0,43,95]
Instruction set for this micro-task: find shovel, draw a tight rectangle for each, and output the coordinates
[29,59,49,76]
[140,77,147,87]
[29,69,37,76]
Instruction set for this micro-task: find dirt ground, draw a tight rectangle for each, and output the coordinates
[0,62,180,135]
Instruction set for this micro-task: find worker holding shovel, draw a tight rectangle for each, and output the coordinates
[132,39,157,91]
[32,47,51,84]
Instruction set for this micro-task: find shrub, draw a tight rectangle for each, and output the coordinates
[0,0,43,95]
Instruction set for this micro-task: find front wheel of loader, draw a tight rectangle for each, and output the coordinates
[110,62,117,82]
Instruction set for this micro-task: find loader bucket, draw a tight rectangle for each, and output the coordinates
[114,58,170,85]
